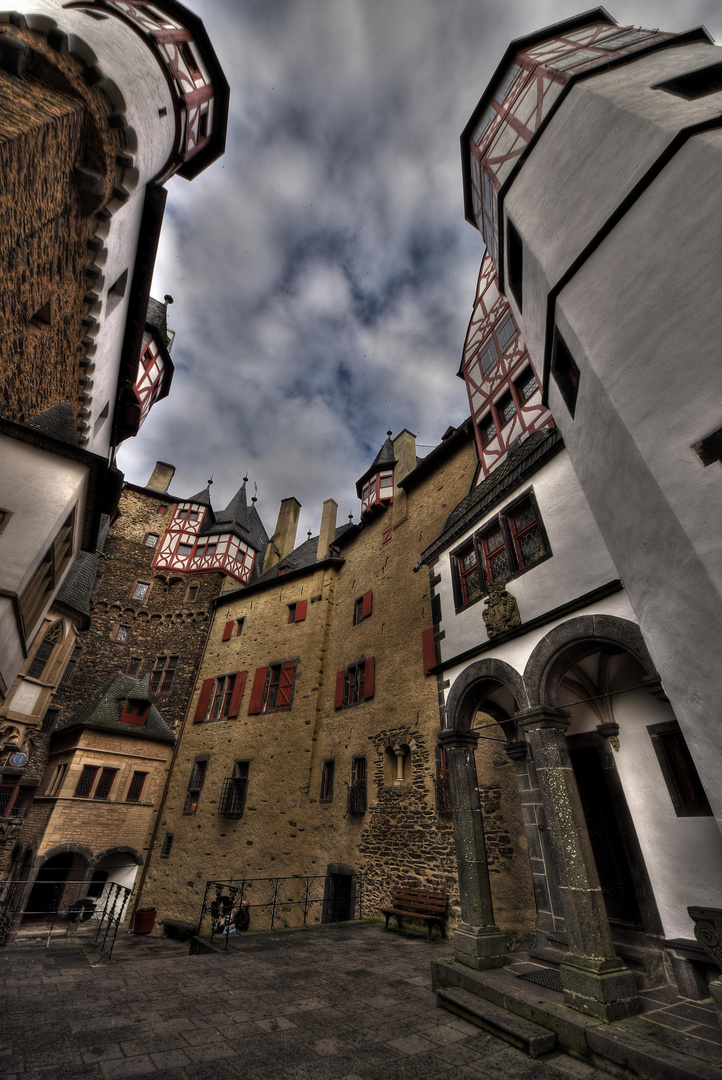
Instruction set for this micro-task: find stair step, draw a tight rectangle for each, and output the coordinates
[529,945,567,967]
[437,986,557,1058]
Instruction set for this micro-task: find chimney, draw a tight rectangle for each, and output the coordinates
[262,497,301,574]
[393,429,417,486]
[316,499,338,562]
[147,461,175,491]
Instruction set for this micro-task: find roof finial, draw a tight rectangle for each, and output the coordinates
[307,529,312,540]
[348,511,354,522]
[207,474,214,487]
[251,481,258,504]
[387,428,393,439]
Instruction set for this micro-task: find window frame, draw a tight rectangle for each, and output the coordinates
[131,581,150,601]
[126,771,148,803]
[648,721,712,817]
[263,662,296,712]
[551,328,580,418]
[184,757,209,814]
[26,621,63,681]
[113,624,132,643]
[335,658,375,709]
[150,654,178,694]
[160,832,174,858]
[93,767,118,801]
[143,532,159,548]
[74,764,99,798]
[450,489,551,613]
[353,591,372,626]
[320,759,335,803]
[348,756,367,814]
[184,584,199,603]
[506,217,523,312]
[218,761,249,819]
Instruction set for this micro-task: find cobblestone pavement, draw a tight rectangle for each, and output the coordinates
[0,922,633,1080]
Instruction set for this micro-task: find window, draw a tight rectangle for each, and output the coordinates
[288,600,307,623]
[194,671,247,721]
[551,329,580,418]
[160,833,174,858]
[75,765,99,798]
[184,758,208,814]
[26,621,63,680]
[335,658,375,709]
[479,413,497,447]
[235,618,244,636]
[150,655,177,694]
[119,699,150,726]
[353,591,372,625]
[451,493,549,610]
[248,662,297,714]
[0,776,34,819]
[649,721,712,816]
[177,542,193,557]
[655,63,722,99]
[131,581,150,601]
[60,645,81,686]
[158,505,168,515]
[480,336,500,375]
[106,269,128,313]
[178,507,200,523]
[218,762,249,819]
[515,367,538,404]
[320,760,335,803]
[435,745,452,815]
[93,768,117,800]
[184,584,199,603]
[208,674,239,720]
[125,657,142,676]
[455,543,483,607]
[382,524,392,546]
[361,470,395,515]
[495,314,518,354]
[144,532,159,548]
[126,771,147,803]
[40,707,60,734]
[19,509,75,634]
[348,757,367,814]
[495,390,517,427]
[47,763,67,796]
[507,218,523,312]
[113,625,131,643]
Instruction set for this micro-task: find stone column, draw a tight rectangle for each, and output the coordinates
[517,707,639,1021]
[438,728,507,970]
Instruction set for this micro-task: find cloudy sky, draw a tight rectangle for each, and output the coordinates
[117,0,722,541]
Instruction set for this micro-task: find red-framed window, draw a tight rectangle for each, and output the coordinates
[348,756,367,814]
[126,771,147,803]
[480,522,511,585]
[158,505,168,515]
[514,366,538,404]
[125,657,142,676]
[113,624,131,643]
[456,543,483,606]
[185,584,199,602]
[177,507,200,523]
[649,721,711,816]
[353,591,372,625]
[193,671,247,722]
[382,524,392,545]
[247,662,297,714]
[334,658,375,709]
[478,413,496,447]
[144,532,159,548]
[361,470,394,515]
[150,655,178,694]
[508,500,545,570]
[493,389,517,429]
[119,700,151,726]
[0,775,35,818]
[184,758,208,815]
[131,581,150,601]
[288,600,307,624]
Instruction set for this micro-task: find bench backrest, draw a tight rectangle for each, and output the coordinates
[389,886,448,916]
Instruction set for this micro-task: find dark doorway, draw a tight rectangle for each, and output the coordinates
[569,743,643,930]
[322,863,356,923]
[24,854,86,920]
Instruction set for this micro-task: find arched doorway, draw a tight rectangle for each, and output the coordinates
[90,849,142,921]
[24,851,88,921]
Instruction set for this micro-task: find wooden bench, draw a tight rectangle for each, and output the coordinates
[378,886,448,942]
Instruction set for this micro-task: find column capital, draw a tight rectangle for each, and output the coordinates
[438,727,479,751]
[516,706,570,733]
[504,740,528,762]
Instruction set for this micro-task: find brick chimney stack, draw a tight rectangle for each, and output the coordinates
[393,429,417,487]
[263,497,301,574]
[147,461,176,491]
[316,499,338,562]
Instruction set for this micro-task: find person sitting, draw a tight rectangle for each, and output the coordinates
[235,899,250,932]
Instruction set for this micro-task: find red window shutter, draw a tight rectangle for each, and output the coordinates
[363,656,375,700]
[361,591,372,619]
[422,628,436,675]
[193,678,214,723]
[295,599,307,622]
[334,670,345,710]
[276,662,296,710]
[227,671,247,718]
[248,667,268,714]
[222,620,234,641]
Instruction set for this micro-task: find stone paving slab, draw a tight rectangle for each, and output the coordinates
[0,923,632,1079]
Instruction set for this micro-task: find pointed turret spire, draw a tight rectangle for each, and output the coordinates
[186,483,213,508]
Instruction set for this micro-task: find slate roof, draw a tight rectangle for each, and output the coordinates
[252,523,354,586]
[200,481,269,556]
[57,672,175,745]
[145,296,169,343]
[186,484,214,508]
[420,426,563,565]
[356,432,397,495]
[24,402,79,447]
[54,551,99,621]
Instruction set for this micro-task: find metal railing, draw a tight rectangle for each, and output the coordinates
[0,878,131,960]
[199,873,364,951]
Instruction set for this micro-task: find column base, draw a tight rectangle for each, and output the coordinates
[453,922,507,970]
[560,956,640,1022]
[709,978,722,1028]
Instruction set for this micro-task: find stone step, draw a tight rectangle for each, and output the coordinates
[436,986,557,1058]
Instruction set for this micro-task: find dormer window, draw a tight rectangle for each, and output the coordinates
[119,700,151,727]
[361,470,394,515]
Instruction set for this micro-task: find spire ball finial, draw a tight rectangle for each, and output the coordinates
[387,428,393,438]
[207,474,214,487]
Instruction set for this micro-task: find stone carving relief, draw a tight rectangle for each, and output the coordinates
[482,585,521,638]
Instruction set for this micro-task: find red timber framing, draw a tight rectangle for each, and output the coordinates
[152,501,256,584]
[461,253,553,478]
[463,18,673,267]
[70,1,229,181]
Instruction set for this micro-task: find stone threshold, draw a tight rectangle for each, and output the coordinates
[431,957,722,1080]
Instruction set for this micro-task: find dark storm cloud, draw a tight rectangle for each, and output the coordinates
[118,0,722,539]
